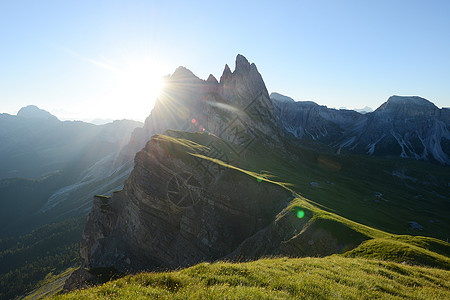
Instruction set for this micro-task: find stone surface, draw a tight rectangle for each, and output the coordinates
[272,93,450,164]
[80,132,291,273]
[126,54,281,157]
[62,268,98,292]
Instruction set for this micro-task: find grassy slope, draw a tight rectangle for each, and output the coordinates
[56,257,450,299]
[154,132,450,265]
[163,131,449,240]
[55,132,450,298]
[23,267,77,300]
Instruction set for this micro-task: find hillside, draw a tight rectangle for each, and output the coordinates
[55,256,450,299]
[54,132,449,298]
[0,108,142,237]
[59,131,449,298]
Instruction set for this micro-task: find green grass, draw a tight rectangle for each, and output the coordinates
[343,238,450,269]
[162,131,450,241]
[23,267,77,299]
[147,133,450,267]
[151,133,450,267]
[51,132,450,298]
[55,256,450,299]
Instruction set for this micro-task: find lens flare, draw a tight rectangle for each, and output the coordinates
[297,210,305,219]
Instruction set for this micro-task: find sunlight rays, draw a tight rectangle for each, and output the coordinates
[64,47,168,121]
[110,58,166,120]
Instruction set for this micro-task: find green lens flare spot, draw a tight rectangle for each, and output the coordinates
[297,210,305,219]
[257,177,263,182]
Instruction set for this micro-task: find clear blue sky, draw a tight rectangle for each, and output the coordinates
[1,0,449,121]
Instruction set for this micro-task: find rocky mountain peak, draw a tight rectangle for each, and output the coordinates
[219,64,232,84]
[235,54,251,74]
[17,105,58,120]
[77,132,290,276]
[271,92,449,164]
[387,95,434,106]
[270,92,296,103]
[126,55,280,156]
[376,95,439,116]
[171,66,200,82]
[206,74,218,84]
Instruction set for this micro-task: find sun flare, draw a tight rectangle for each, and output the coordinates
[107,58,166,121]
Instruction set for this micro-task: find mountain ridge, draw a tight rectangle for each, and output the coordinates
[66,55,449,291]
[272,93,450,164]
[17,105,58,120]
[0,110,142,237]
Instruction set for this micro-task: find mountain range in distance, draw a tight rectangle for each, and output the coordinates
[0,107,143,238]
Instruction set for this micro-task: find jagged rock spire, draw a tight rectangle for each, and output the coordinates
[206,74,218,84]
[219,64,232,84]
[235,54,251,75]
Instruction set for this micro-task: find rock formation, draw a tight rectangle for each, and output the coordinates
[126,54,281,157]
[70,56,290,286]
[272,94,450,164]
[79,132,291,273]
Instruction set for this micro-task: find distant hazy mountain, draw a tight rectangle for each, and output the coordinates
[90,118,115,125]
[338,105,373,114]
[354,106,373,114]
[0,107,141,179]
[0,106,142,236]
[17,105,59,120]
[272,94,450,164]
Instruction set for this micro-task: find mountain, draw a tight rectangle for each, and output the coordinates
[79,132,290,275]
[126,54,281,157]
[0,109,142,237]
[66,55,287,285]
[354,106,373,114]
[65,55,449,291]
[338,105,373,114]
[17,105,59,120]
[272,94,450,164]
[270,92,295,103]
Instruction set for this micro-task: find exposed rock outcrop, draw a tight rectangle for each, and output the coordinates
[126,54,281,158]
[272,94,450,164]
[80,132,291,273]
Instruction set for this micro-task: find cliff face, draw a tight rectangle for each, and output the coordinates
[272,94,450,164]
[72,55,288,283]
[80,132,290,273]
[126,54,281,157]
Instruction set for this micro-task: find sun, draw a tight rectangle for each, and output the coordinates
[110,58,166,121]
